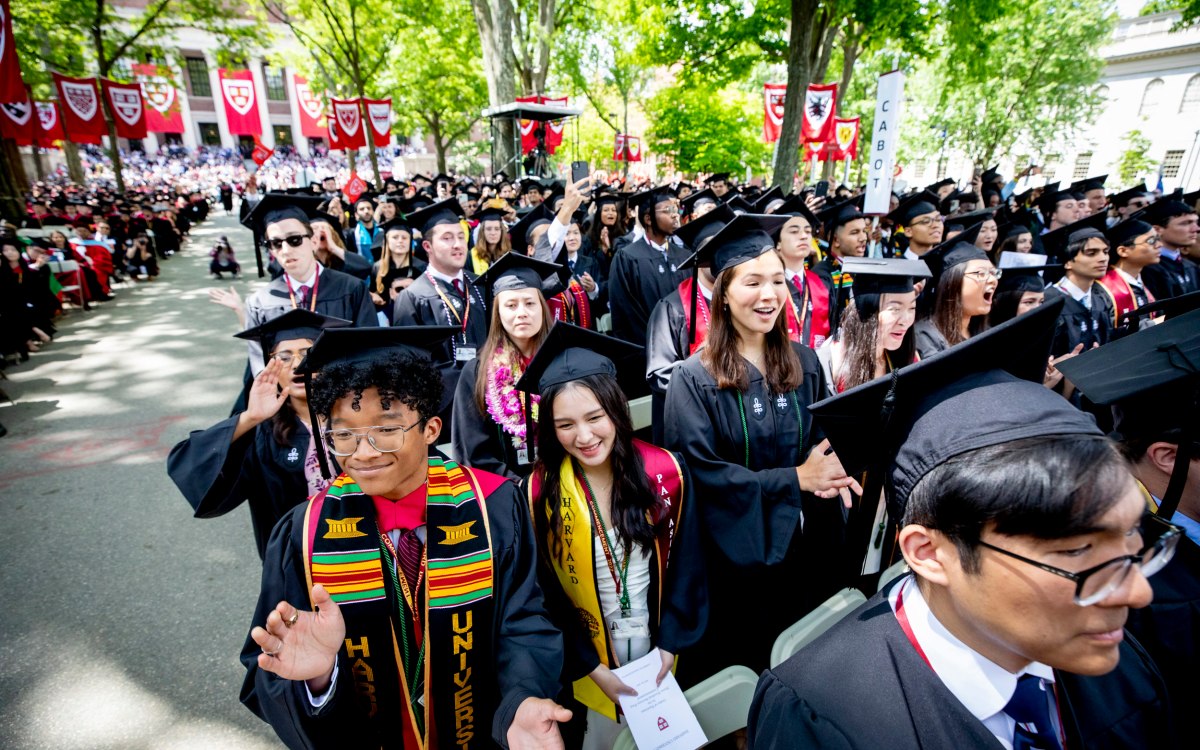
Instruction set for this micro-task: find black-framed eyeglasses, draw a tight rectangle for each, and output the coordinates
[909,216,945,228]
[266,234,311,251]
[322,422,420,456]
[976,514,1181,606]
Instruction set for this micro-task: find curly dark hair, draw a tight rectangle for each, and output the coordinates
[308,353,444,425]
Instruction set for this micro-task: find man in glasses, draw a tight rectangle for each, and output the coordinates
[241,327,570,750]
[1097,218,1160,331]
[885,190,944,259]
[749,300,1175,749]
[242,195,378,375]
[1042,214,1116,359]
[1140,199,1200,301]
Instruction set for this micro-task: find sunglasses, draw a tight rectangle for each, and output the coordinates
[266,234,311,251]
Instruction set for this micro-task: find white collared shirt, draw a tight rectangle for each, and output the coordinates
[889,576,1059,750]
[904,248,921,261]
[1115,267,1144,289]
[428,267,466,288]
[1056,277,1092,309]
[285,263,321,291]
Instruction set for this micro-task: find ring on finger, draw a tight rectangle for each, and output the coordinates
[286,612,299,628]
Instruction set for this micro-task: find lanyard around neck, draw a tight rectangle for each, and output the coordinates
[284,269,319,311]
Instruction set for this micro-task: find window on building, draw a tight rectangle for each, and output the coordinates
[1162,150,1185,179]
[1139,78,1164,116]
[1042,156,1060,181]
[1072,153,1093,180]
[263,64,288,101]
[274,125,294,146]
[913,160,926,179]
[1182,75,1200,114]
[186,57,212,97]
[198,122,221,146]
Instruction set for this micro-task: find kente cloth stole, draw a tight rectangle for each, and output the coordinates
[304,457,496,749]
[528,440,684,719]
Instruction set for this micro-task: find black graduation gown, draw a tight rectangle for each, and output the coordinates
[166,413,313,559]
[242,266,379,371]
[1142,253,1200,301]
[811,255,851,334]
[239,477,563,749]
[607,237,689,349]
[1125,532,1199,741]
[391,272,489,438]
[748,586,1175,750]
[563,251,607,318]
[326,250,372,281]
[645,289,692,444]
[663,343,845,681]
[451,358,533,481]
[1043,285,1114,358]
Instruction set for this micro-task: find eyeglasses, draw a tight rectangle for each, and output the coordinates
[909,216,945,228]
[266,234,312,251]
[322,423,420,456]
[963,268,1003,282]
[976,514,1181,606]
[1136,235,1160,247]
[271,347,311,365]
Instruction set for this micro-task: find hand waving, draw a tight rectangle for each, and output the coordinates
[251,584,346,692]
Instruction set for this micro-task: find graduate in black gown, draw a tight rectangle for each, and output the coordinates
[751,301,1177,750]
[811,199,868,336]
[368,217,427,316]
[516,324,708,748]
[241,196,379,374]
[1056,307,1200,745]
[607,187,690,351]
[241,326,570,750]
[391,198,489,438]
[1140,199,1200,300]
[1041,214,1115,358]
[663,214,861,681]
[167,310,350,559]
[452,254,563,480]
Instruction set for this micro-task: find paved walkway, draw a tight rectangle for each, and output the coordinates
[0,210,281,748]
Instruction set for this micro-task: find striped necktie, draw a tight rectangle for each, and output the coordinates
[1005,674,1063,750]
[394,526,425,586]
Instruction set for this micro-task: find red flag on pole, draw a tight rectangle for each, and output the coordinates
[52,73,105,144]
[363,97,391,147]
[326,110,342,150]
[625,135,643,162]
[831,117,860,160]
[251,135,273,166]
[133,63,184,133]
[803,142,831,162]
[35,100,64,143]
[342,172,367,204]
[217,68,261,136]
[0,0,25,104]
[763,83,787,143]
[801,83,837,144]
[330,97,365,149]
[293,75,325,138]
[101,78,147,140]
[0,94,33,144]
[516,95,539,154]
[613,133,626,162]
[541,95,568,154]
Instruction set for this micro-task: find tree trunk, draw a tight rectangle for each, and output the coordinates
[63,141,85,183]
[471,0,517,176]
[32,145,45,181]
[0,139,28,221]
[99,97,128,194]
[532,0,557,95]
[773,1,819,190]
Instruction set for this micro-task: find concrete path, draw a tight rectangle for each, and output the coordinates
[0,209,282,748]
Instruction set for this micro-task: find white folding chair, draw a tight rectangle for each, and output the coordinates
[627,395,653,432]
[48,259,87,310]
[613,665,760,750]
[769,588,866,668]
[598,313,612,334]
[876,559,910,593]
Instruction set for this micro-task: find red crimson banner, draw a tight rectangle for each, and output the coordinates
[132,63,184,134]
[363,97,391,147]
[613,133,642,162]
[763,83,787,143]
[292,75,325,138]
[326,109,342,150]
[52,73,105,144]
[35,100,64,143]
[101,78,147,140]
[0,93,32,144]
[801,83,838,144]
[831,117,860,160]
[0,0,25,104]
[330,97,365,149]
[516,94,569,154]
[250,135,273,166]
[218,68,261,136]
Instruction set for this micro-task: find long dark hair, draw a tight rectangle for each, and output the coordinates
[701,264,802,394]
[586,199,625,257]
[533,375,655,563]
[271,398,301,447]
[836,300,917,392]
[931,264,989,347]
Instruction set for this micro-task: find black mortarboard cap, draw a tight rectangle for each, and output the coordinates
[241,192,324,232]
[996,265,1057,294]
[1040,211,1108,262]
[947,222,985,249]
[473,205,508,223]
[924,178,955,194]
[809,298,1099,517]
[681,187,719,216]
[939,190,979,214]
[406,197,465,235]
[474,252,565,311]
[949,207,995,229]
[633,185,677,214]
[509,203,554,256]
[726,196,756,214]
[675,204,736,253]
[1140,199,1195,227]
[886,190,940,226]
[1108,184,1150,209]
[773,193,821,231]
[753,185,784,213]
[379,216,414,236]
[678,213,789,275]
[981,165,1001,184]
[1180,189,1200,210]
[996,222,1032,246]
[841,257,931,314]
[1037,188,1075,218]
[817,197,866,238]
[234,309,352,366]
[705,173,731,185]
[514,322,644,398]
[1104,218,1154,252]
[923,239,990,285]
[1070,174,1108,193]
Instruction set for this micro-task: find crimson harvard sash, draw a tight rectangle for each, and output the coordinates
[678,277,711,355]
[1096,268,1154,328]
[785,270,831,348]
[548,279,593,329]
[303,458,497,749]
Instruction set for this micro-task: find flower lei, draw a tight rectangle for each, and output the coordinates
[484,343,539,449]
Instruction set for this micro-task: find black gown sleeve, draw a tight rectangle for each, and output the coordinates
[663,364,804,567]
[167,415,260,519]
[452,359,518,480]
[239,508,381,750]
[347,278,379,328]
[607,251,643,345]
[391,284,423,327]
[488,481,565,746]
[657,455,709,655]
[645,296,686,396]
[747,670,855,750]
[337,250,372,281]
